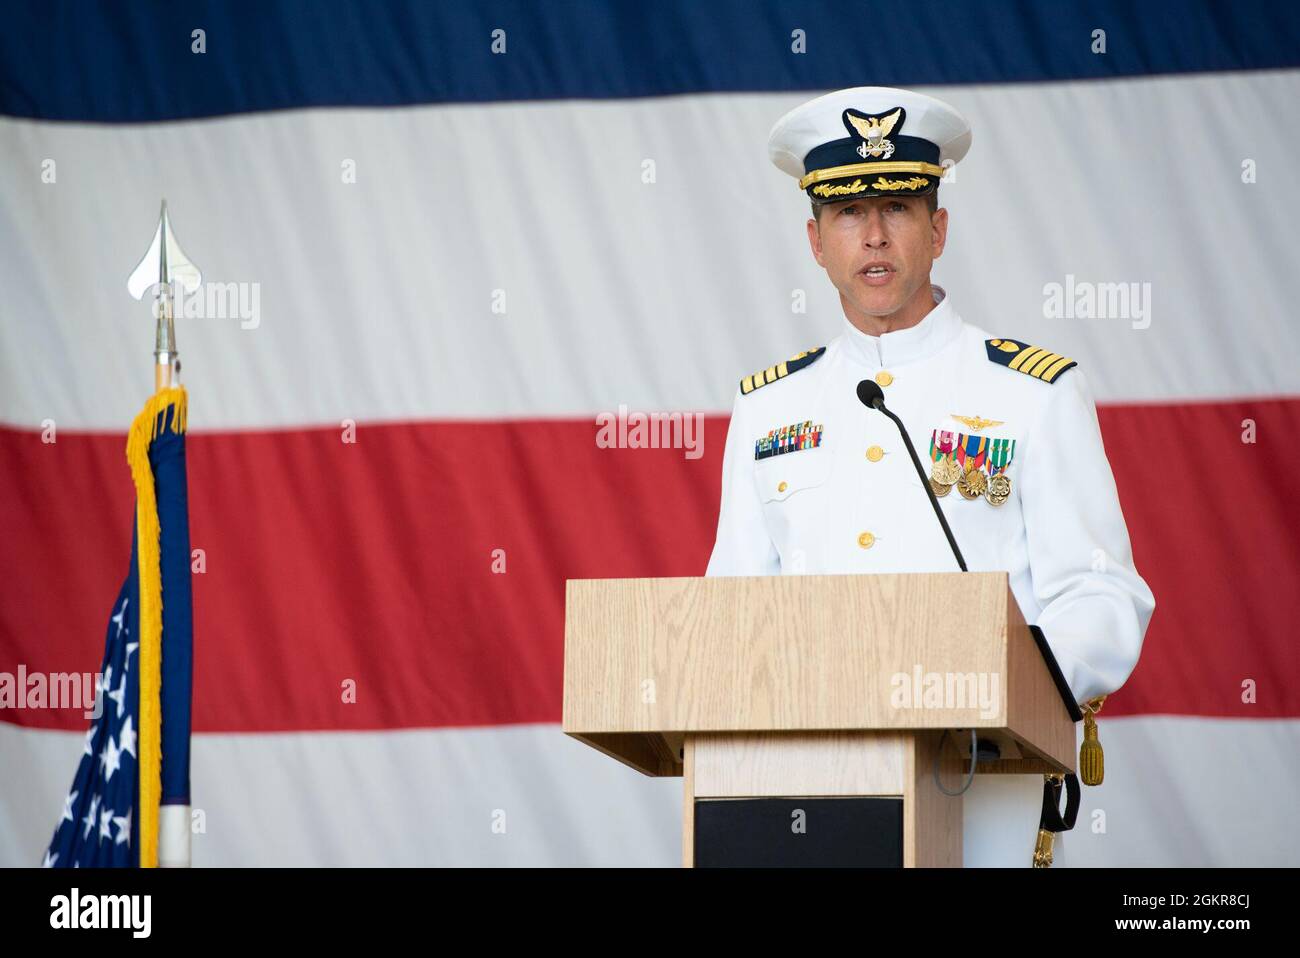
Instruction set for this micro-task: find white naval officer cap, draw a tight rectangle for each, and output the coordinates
[768,86,972,205]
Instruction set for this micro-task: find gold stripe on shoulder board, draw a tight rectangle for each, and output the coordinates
[985,338,1076,384]
[740,346,827,395]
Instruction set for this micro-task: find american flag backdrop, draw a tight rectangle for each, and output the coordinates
[2,1,1299,867]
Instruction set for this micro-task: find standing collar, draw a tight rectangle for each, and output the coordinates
[838,284,963,367]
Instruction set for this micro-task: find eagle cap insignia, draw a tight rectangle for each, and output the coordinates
[843,107,904,160]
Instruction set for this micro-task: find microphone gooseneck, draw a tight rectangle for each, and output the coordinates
[856,379,967,572]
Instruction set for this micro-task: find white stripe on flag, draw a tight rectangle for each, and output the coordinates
[2,69,1299,431]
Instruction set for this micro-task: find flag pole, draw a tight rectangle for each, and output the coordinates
[154,200,177,393]
[128,199,198,867]
[154,279,173,392]
[44,201,197,870]
[153,207,187,867]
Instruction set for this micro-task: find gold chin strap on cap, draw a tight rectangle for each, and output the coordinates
[798,160,947,190]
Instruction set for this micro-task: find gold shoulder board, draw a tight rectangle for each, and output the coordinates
[740,346,827,395]
[985,338,1076,384]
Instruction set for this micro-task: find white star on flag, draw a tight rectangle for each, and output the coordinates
[111,597,128,637]
[82,795,99,840]
[61,791,78,824]
[99,807,114,843]
[113,808,132,846]
[42,850,58,868]
[108,670,127,719]
[118,716,137,759]
[99,736,121,782]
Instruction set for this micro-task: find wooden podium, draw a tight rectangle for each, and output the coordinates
[562,572,1076,867]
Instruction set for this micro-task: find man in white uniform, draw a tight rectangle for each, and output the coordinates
[705,86,1156,866]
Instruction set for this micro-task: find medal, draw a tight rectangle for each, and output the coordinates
[929,430,960,487]
[955,434,988,499]
[933,457,961,486]
[929,477,952,497]
[984,437,1016,505]
[986,473,1011,504]
[957,469,986,499]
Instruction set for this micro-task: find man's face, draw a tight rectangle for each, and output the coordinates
[806,194,948,320]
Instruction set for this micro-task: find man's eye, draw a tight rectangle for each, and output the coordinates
[888,202,906,212]
[840,206,859,215]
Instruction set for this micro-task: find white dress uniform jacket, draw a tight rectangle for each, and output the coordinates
[705,285,1155,865]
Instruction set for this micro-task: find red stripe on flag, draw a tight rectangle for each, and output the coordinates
[1097,398,1300,717]
[2,398,1297,732]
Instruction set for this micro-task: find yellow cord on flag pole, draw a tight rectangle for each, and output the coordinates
[126,385,188,868]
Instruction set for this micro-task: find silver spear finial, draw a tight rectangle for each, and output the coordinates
[128,200,202,390]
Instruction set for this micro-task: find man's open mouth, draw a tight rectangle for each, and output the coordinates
[859,263,895,283]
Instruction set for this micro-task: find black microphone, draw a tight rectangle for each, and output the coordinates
[856,380,967,572]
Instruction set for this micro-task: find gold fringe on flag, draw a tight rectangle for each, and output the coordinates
[125,386,187,868]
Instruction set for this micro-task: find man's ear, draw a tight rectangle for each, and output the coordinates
[806,216,825,267]
[930,206,949,260]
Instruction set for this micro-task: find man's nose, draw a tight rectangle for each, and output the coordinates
[861,208,889,247]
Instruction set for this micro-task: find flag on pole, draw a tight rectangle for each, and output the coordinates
[44,388,193,867]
